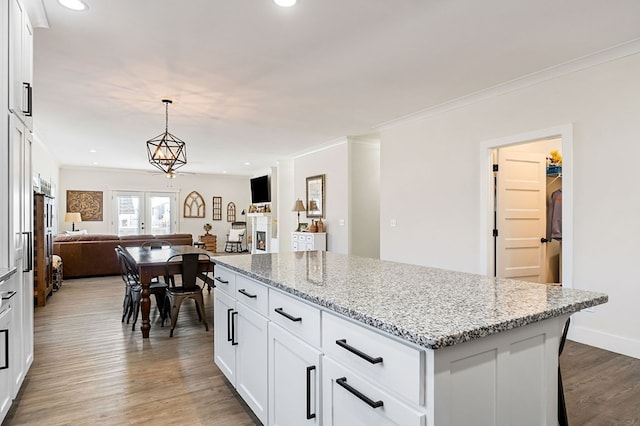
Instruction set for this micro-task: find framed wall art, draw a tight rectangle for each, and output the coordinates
[306,174,325,218]
[66,190,103,221]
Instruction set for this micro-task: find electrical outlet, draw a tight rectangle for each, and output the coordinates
[390,219,397,227]
[339,219,345,226]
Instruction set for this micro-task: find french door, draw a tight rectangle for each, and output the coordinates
[112,191,177,236]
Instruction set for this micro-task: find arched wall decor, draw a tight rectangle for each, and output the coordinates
[227,202,236,222]
[184,191,205,218]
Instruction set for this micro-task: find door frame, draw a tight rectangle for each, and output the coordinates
[479,124,573,288]
[110,189,179,235]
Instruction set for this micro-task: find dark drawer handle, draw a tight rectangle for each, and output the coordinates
[274,307,302,322]
[306,365,316,419]
[214,276,229,284]
[336,377,383,409]
[336,339,383,364]
[226,308,233,342]
[238,288,257,299]
[231,311,238,346]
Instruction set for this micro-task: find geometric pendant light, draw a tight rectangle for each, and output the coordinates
[146,99,187,174]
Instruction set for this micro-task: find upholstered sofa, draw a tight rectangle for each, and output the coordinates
[52,233,194,278]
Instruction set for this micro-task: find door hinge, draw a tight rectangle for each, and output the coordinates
[492,164,499,172]
[493,229,498,237]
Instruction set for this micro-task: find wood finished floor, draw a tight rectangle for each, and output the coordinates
[4,275,640,425]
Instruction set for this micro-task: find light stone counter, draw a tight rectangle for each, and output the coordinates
[212,251,607,349]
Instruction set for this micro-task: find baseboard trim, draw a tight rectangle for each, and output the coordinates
[568,325,640,359]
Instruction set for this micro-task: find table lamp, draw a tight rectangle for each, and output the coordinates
[292,199,306,231]
[65,212,82,231]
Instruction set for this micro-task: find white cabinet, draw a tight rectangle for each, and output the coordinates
[213,266,268,425]
[0,289,13,421]
[291,232,326,252]
[9,0,33,130]
[268,322,321,426]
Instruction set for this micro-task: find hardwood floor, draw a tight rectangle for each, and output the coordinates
[4,275,640,425]
[4,276,260,425]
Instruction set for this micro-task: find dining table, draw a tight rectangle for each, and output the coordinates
[125,245,214,338]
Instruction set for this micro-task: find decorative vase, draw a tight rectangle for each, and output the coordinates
[309,220,318,233]
[317,218,324,233]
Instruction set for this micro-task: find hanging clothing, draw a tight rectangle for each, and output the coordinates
[547,189,562,241]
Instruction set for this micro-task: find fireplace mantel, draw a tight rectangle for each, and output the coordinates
[248,213,272,254]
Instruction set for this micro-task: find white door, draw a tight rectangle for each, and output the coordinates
[496,150,547,282]
[269,322,321,426]
[213,289,236,385]
[235,301,269,425]
[112,192,176,236]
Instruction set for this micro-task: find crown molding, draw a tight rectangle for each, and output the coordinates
[376,38,640,132]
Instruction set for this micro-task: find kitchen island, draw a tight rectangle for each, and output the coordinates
[212,251,607,425]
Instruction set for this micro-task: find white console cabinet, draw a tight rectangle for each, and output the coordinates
[291,232,326,252]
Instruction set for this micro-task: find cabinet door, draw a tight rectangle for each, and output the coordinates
[235,301,269,425]
[9,0,33,130]
[322,357,426,426]
[213,289,236,385]
[269,322,321,426]
[0,304,12,422]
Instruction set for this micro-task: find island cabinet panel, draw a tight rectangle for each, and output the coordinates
[268,322,321,426]
[213,289,236,385]
[322,312,425,406]
[212,266,268,425]
[235,301,268,424]
[322,357,426,426]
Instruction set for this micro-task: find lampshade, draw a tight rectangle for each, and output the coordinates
[64,212,82,223]
[146,99,187,175]
[292,199,306,212]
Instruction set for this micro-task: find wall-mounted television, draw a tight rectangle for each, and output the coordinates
[250,175,271,204]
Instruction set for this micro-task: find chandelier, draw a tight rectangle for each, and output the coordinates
[146,99,187,175]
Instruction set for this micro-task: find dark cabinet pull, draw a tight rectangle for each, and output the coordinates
[274,307,302,322]
[335,339,383,364]
[1,291,16,300]
[238,288,257,299]
[0,329,8,370]
[306,366,316,419]
[231,311,238,346]
[215,276,229,284]
[226,308,233,342]
[336,377,383,409]
[23,82,32,116]
[23,231,33,272]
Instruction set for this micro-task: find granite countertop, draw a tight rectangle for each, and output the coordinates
[212,252,608,350]
[0,267,17,283]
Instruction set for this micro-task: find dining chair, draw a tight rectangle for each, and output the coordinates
[558,317,571,426]
[117,245,169,330]
[162,252,211,337]
[115,246,140,325]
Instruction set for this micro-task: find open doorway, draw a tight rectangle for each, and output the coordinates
[480,125,573,288]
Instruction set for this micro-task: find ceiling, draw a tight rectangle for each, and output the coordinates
[31,0,640,176]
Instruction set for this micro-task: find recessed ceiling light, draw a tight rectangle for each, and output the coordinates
[58,0,88,11]
[274,0,296,7]
[89,149,96,153]
[244,162,251,166]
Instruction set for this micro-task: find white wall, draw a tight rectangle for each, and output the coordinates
[276,159,295,252]
[58,167,251,252]
[294,141,350,253]
[380,53,640,358]
[349,138,380,258]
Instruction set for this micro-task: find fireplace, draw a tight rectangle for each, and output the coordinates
[256,231,266,251]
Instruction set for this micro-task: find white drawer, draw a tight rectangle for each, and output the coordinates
[292,234,299,241]
[235,275,268,316]
[269,289,321,347]
[213,265,236,296]
[322,357,426,426]
[305,235,314,242]
[322,312,425,406]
